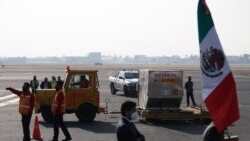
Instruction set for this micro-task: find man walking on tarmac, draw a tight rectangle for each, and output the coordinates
[51,82,72,141]
[185,76,197,107]
[6,82,35,141]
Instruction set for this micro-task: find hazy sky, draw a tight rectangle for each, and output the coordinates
[0,0,249,57]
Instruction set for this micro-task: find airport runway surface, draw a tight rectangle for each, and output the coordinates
[0,64,249,141]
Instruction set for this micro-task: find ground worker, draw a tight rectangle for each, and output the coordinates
[6,82,35,141]
[185,76,197,107]
[40,77,52,89]
[51,82,71,141]
[117,101,145,141]
[70,75,90,88]
[30,75,39,91]
[57,76,64,85]
[80,75,90,88]
[51,76,57,89]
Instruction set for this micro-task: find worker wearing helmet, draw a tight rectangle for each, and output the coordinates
[51,82,71,141]
[6,82,35,141]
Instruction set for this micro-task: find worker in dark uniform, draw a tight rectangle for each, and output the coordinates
[117,101,145,141]
[6,82,35,141]
[185,76,197,107]
[51,82,71,141]
[57,76,64,85]
[40,77,52,89]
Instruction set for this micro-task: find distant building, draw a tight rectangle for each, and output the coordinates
[5,57,26,64]
[64,56,86,64]
[87,52,102,63]
[102,55,113,63]
[228,56,241,64]
[134,55,147,63]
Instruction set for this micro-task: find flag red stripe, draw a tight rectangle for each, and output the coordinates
[204,72,240,132]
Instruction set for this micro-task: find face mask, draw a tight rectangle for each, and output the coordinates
[131,111,139,121]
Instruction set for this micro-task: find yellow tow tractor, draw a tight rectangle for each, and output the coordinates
[35,66,105,122]
[137,69,211,122]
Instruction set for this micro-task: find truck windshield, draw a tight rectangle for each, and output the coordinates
[125,73,139,79]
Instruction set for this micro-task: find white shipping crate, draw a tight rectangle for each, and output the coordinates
[138,69,183,110]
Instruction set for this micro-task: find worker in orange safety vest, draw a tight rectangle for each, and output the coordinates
[51,82,71,141]
[6,82,35,141]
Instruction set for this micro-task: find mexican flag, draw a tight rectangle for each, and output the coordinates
[197,0,239,132]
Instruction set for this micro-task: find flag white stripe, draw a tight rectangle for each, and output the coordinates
[0,94,17,101]
[0,98,19,107]
[200,27,231,100]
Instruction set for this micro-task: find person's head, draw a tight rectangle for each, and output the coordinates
[33,75,37,80]
[44,77,48,82]
[203,122,224,141]
[188,76,192,81]
[58,76,61,81]
[55,82,63,91]
[121,101,139,120]
[23,82,30,93]
[81,75,86,81]
[52,76,56,81]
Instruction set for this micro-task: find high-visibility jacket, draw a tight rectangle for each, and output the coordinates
[19,94,31,115]
[51,90,66,114]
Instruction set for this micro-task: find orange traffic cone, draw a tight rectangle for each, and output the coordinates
[32,116,43,140]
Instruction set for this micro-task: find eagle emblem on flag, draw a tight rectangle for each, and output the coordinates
[201,46,225,78]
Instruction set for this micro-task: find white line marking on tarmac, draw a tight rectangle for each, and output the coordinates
[0,94,17,101]
[239,105,250,108]
[0,98,19,107]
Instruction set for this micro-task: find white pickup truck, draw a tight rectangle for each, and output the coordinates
[109,70,139,96]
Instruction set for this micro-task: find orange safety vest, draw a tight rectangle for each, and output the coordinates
[51,90,66,114]
[19,94,31,115]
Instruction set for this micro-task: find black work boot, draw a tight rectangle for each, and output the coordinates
[51,137,58,141]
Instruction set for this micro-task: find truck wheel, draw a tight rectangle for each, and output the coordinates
[111,83,117,95]
[124,86,129,96]
[76,103,96,122]
[41,106,53,122]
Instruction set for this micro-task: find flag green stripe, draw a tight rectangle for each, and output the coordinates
[198,0,214,43]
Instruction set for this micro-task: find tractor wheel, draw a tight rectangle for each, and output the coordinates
[76,103,96,122]
[41,106,53,122]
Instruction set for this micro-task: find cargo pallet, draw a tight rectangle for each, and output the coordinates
[138,106,210,121]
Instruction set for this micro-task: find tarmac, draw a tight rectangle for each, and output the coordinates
[0,64,249,141]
